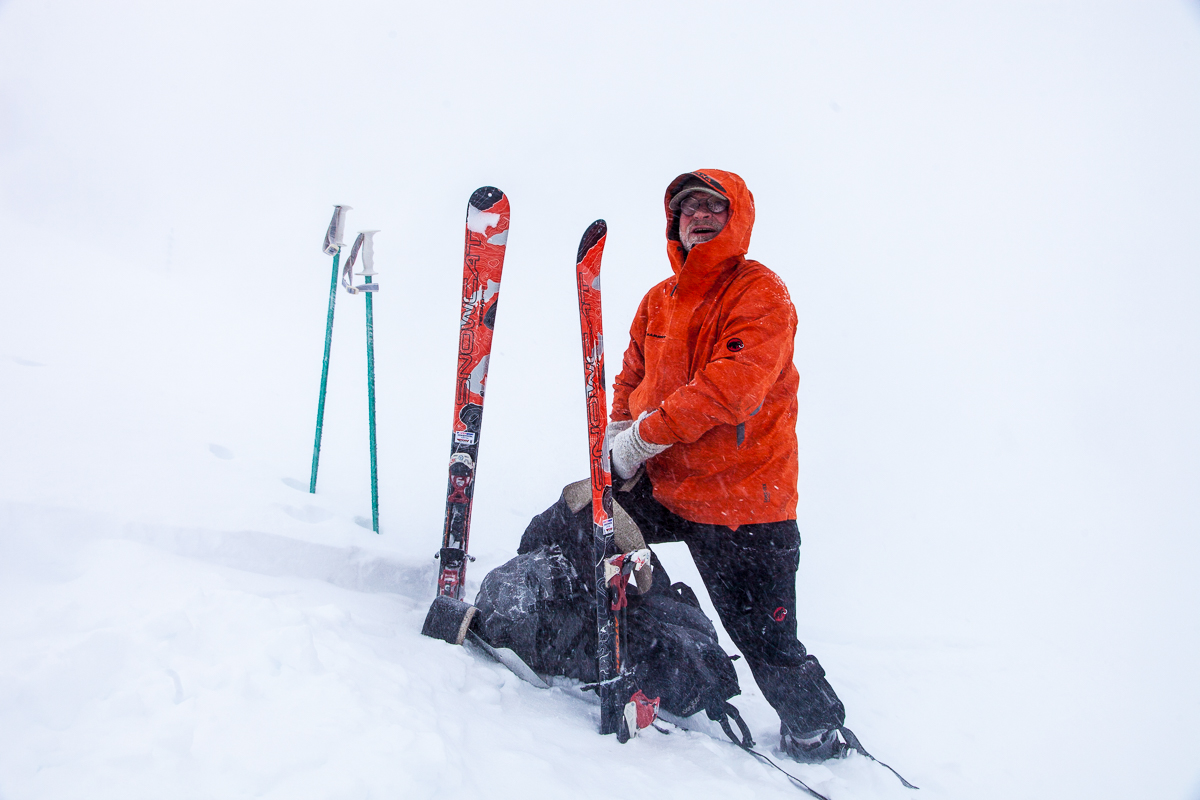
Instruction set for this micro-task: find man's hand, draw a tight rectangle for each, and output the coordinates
[609,413,671,479]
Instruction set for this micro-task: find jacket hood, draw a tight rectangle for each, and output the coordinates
[664,169,755,278]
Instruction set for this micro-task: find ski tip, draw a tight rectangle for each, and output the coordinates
[577,219,607,263]
[469,186,505,213]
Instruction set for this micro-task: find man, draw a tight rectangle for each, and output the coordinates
[607,169,862,762]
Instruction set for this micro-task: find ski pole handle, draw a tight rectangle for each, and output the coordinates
[357,230,379,277]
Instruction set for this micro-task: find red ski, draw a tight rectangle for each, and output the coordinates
[437,187,510,600]
[574,219,627,737]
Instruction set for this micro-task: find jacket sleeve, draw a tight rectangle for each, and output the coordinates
[610,293,650,422]
[637,276,796,446]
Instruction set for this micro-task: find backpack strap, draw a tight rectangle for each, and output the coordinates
[708,701,755,748]
[707,701,834,800]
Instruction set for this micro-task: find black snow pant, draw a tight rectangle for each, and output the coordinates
[616,474,847,736]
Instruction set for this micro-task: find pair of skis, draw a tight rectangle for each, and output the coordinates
[431,188,628,737]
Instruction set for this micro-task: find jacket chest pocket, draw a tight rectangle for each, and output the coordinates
[642,328,691,396]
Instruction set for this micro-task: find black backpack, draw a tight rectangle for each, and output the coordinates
[473,489,742,720]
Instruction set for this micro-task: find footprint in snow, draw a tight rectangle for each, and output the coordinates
[13,356,45,367]
[354,516,373,530]
[281,477,307,491]
[280,505,334,523]
[208,444,233,460]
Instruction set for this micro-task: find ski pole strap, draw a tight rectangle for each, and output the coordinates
[341,233,362,294]
[323,205,350,256]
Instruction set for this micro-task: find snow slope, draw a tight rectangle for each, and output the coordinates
[2,1,1199,798]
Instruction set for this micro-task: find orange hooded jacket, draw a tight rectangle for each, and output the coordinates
[611,170,799,528]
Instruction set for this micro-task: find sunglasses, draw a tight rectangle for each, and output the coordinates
[680,194,729,215]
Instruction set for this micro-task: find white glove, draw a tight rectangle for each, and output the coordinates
[604,419,634,451]
[610,413,670,479]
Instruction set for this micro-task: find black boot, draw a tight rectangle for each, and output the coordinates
[779,723,864,763]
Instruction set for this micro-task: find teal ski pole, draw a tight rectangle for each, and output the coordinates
[310,204,351,493]
[342,230,381,533]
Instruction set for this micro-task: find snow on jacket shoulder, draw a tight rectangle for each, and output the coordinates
[611,169,799,527]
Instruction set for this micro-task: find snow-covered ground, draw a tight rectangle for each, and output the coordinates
[2,2,1199,798]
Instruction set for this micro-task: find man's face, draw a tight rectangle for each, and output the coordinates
[677,191,730,250]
